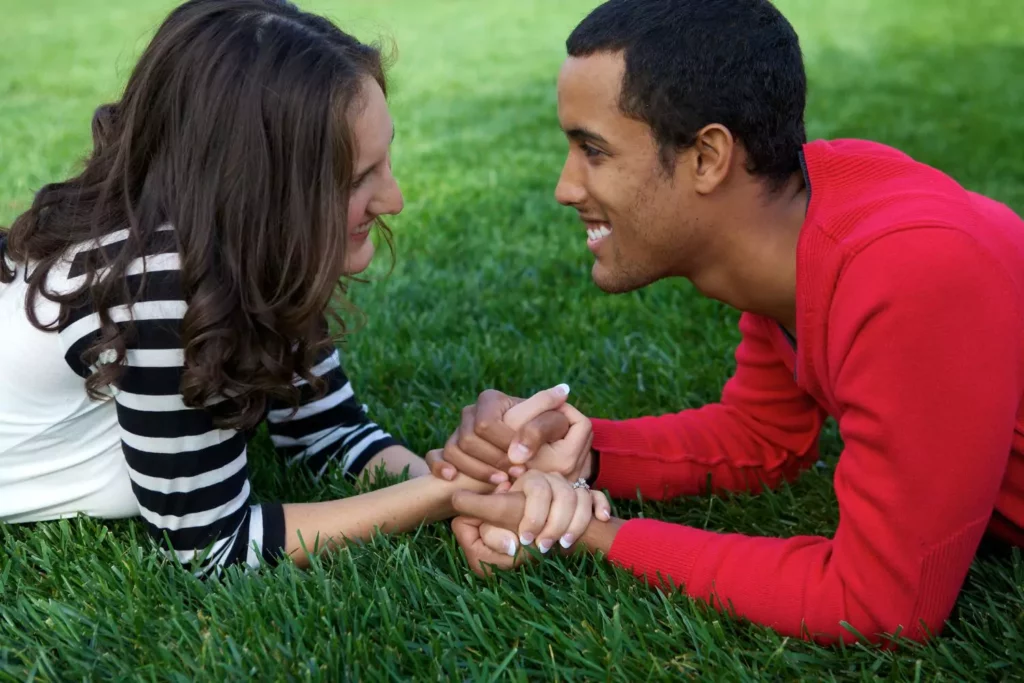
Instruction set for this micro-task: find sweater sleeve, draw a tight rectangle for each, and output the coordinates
[602,228,1021,644]
[264,337,402,480]
[57,232,285,576]
[590,312,828,499]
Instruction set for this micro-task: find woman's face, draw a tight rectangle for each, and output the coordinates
[344,78,403,275]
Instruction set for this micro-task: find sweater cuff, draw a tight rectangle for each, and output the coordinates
[590,418,668,498]
[606,518,714,594]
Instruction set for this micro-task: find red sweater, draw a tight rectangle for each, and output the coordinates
[591,138,1024,645]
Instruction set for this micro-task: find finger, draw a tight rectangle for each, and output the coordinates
[494,481,513,493]
[508,411,571,465]
[471,390,521,453]
[592,490,612,522]
[518,474,553,547]
[444,431,508,485]
[425,449,456,481]
[503,384,571,431]
[535,474,577,554]
[547,403,594,478]
[508,465,526,479]
[451,516,515,577]
[559,488,593,550]
[456,404,511,472]
[451,490,526,528]
[480,523,519,558]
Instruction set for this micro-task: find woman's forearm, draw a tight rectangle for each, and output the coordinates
[282,473,493,567]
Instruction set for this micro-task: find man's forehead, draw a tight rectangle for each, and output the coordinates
[558,52,625,105]
[557,52,632,139]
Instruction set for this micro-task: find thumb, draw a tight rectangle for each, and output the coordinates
[503,383,571,430]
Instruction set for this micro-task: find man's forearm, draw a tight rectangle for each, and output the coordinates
[284,473,494,567]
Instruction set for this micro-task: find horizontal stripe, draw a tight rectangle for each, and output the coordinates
[270,423,337,450]
[271,421,364,450]
[137,478,250,530]
[266,400,368,442]
[127,450,248,494]
[121,432,246,479]
[340,428,390,472]
[120,423,236,455]
[60,300,188,352]
[117,401,215,439]
[68,227,177,278]
[266,381,353,422]
[141,504,249,556]
[63,269,184,328]
[340,434,399,479]
[116,365,183,396]
[131,466,250,518]
[125,348,185,367]
[294,351,341,386]
[116,390,189,413]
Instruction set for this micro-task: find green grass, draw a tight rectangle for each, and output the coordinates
[2,0,1024,679]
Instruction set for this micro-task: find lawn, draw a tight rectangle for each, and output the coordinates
[2,0,1024,679]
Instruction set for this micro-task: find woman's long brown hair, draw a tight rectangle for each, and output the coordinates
[0,0,392,430]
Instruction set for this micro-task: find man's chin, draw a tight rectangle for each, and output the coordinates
[589,259,659,294]
[591,262,643,294]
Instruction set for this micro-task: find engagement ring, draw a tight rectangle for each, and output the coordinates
[572,477,590,490]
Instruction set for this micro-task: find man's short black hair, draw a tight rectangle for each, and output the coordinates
[567,0,807,190]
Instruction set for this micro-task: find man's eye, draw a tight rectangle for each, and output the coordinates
[581,143,603,158]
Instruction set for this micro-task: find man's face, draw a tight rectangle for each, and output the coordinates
[554,52,699,293]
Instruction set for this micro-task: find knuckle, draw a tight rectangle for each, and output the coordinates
[474,418,494,436]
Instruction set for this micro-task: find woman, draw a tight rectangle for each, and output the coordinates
[0,0,531,576]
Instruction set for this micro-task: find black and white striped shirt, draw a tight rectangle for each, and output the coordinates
[7,225,399,573]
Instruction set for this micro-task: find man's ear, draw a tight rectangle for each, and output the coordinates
[686,123,735,195]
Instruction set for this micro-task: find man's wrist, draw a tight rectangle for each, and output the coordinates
[578,516,624,556]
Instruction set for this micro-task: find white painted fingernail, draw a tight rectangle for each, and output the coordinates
[519,532,534,546]
[505,539,517,557]
[538,539,553,554]
[510,443,530,464]
[559,534,574,549]
[553,383,570,396]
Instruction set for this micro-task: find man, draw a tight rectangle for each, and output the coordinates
[428,0,1024,646]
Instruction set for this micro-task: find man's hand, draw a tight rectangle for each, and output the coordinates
[427,384,596,484]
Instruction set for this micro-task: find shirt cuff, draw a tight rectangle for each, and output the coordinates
[345,434,403,479]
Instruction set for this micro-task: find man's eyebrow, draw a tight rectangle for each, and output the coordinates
[565,127,609,145]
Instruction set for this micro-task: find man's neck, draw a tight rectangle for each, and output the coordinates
[688,173,808,332]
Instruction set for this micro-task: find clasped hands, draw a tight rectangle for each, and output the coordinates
[425,384,610,576]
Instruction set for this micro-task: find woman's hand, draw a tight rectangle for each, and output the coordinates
[452,470,610,575]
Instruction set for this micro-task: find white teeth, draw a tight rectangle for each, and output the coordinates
[597,225,611,238]
[587,225,612,241]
